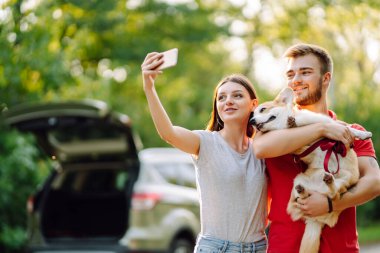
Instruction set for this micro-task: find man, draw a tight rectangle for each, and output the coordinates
[253,43,380,253]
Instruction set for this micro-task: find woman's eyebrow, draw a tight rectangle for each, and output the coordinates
[218,89,244,95]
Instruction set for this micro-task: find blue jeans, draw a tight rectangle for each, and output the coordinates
[194,234,267,253]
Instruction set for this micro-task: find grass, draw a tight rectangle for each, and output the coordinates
[358,223,380,245]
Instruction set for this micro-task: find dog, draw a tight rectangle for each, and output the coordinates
[251,87,372,253]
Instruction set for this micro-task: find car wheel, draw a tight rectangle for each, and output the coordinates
[170,238,194,253]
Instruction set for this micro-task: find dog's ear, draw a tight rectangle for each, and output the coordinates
[275,87,294,105]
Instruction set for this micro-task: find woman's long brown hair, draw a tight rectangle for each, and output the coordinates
[206,74,258,137]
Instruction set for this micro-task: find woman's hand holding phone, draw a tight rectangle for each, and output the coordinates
[156,48,178,70]
[141,48,178,91]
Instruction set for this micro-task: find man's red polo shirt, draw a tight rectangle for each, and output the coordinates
[266,111,376,253]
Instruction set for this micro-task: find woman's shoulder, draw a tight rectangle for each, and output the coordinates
[192,130,221,146]
[193,129,216,137]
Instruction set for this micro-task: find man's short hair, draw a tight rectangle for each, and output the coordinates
[283,43,333,75]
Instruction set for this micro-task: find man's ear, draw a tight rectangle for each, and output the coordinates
[275,87,294,105]
[322,72,331,88]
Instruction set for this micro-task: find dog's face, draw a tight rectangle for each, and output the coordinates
[251,87,295,132]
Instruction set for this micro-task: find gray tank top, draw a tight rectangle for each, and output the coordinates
[192,130,267,243]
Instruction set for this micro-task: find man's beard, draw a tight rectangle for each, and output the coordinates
[296,78,323,106]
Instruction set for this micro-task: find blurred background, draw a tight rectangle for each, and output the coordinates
[1,0,380,252]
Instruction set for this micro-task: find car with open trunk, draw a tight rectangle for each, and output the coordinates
[3,100,200,253]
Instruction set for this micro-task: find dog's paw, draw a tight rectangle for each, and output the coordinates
[287,205,300,221]
[295,184,304,194]
[323,173,334,184]
[289,210,303,221]
[338,185,348,194]
[357,131,372,140]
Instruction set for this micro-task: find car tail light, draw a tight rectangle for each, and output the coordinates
[131,193,161,210]
[27,195,34,213]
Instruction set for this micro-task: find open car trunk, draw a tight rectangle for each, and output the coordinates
[41,163,134,240]
[2,100,140,241]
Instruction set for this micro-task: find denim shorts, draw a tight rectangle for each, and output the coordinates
[194,234,267,253]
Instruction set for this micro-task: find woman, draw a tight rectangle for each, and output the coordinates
[141,51,267,253]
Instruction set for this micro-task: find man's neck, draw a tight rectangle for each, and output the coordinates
[298,100,329,115]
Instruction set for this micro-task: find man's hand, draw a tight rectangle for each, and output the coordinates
[297,190,330,217]
[322,123,355,150]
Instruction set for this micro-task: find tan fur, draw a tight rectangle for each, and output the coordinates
[251,88,372,253]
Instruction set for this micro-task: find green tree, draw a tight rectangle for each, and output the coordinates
[0,0,234,250]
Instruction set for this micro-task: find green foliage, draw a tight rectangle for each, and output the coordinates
[0,128,49,252]
[0,226,26,253]
[358,223,380,244]
[357,200,379,227]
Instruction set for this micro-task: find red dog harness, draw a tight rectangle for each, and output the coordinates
[294,138,348,174]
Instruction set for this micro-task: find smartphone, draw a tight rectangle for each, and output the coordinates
[157,48,178,70]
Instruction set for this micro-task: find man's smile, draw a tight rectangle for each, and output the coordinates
[292,86,308,92]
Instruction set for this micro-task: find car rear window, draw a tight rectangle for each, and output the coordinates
[51,168,129,193]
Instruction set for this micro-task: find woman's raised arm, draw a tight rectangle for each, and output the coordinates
[141,52,200,155]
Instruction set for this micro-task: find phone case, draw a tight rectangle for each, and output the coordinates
[158,48,178,70]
